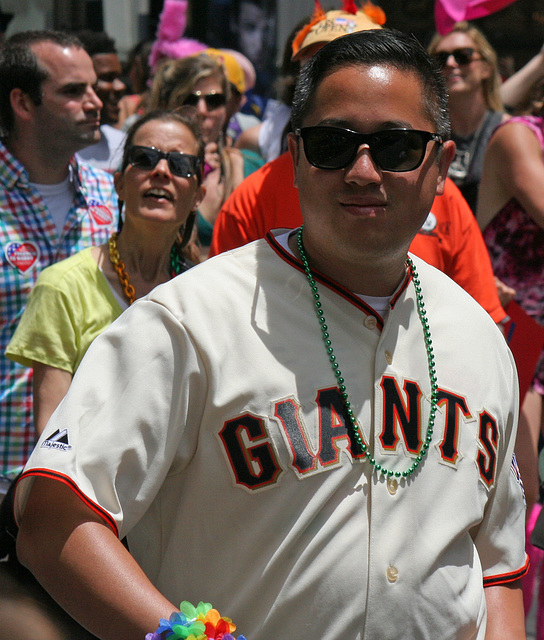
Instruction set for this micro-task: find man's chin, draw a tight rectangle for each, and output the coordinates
[75,131,102,150]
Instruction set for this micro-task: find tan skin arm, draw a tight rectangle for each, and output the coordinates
[234,123,261,154]
[32,363,72,438]
[494,276,517,309]
[484,581,526,639]
[17,477,527,640]
[500,45,544,110]
[17,476,176,640]
[478,121,544,231]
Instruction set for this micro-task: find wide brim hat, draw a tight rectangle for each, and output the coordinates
[292,1,386,62]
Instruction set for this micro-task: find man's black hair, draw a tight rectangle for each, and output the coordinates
[76,30,117,57]
[291,28,451,140]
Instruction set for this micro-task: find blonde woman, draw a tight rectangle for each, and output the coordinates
[428,22,508,211]
[148,54,264,258]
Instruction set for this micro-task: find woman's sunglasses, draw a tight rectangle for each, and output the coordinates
[127,145,201,179]
[433,47,481,68]
[183,91,227,111]
[296,126,443,172]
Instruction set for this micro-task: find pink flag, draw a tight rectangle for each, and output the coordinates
[435,0,519,34]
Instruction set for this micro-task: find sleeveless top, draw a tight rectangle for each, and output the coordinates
[482,115,544,390]
[450,110,503,212]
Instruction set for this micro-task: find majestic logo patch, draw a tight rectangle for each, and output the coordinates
[5,241,39,272]
[88,199,113,225]
[41,429,72,452]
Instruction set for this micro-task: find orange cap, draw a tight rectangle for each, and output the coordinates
[292,1,386,62]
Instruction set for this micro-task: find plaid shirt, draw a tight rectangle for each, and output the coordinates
[0,141,119,479]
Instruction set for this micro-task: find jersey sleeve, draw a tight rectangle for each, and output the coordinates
[471,350,528,585]
[5,280,79,374]
[14,297,207,539]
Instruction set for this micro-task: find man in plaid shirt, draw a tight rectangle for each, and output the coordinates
[0,31,119,488]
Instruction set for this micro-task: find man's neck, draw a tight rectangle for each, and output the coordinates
[6,134,73,184]
[287,232,408,297]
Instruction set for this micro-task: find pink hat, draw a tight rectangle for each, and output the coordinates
[221,49,256,92]
[149,0,208,75]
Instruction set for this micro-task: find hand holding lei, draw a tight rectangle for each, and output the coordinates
[146,601,247,640]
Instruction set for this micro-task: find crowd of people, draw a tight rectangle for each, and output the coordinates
[0,1,542,639]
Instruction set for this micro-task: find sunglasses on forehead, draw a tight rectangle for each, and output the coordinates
[296,126,443,172]
[183,90,227,111]
[127,145,201,179]
[432,47,481,68]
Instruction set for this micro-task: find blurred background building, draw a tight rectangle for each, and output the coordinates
[0,0,542,104]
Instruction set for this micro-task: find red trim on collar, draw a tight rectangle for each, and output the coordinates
[266,230,385,330]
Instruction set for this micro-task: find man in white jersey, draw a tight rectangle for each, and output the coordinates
[0,31,118,490]
[15,29,527,640]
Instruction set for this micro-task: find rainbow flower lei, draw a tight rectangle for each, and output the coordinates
[146,601,247,640]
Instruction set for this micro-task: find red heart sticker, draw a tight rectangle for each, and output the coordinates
[88,199,114,226]
[5,241,40,273]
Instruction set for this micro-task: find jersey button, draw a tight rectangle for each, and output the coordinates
[387,477,398,495]
[387,565,399,583]
[364,316,377,330]
[385,350,393,365]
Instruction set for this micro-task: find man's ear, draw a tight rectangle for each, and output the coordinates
[9,88,37,123]
[435,139,456,196]
[287,132,300,188]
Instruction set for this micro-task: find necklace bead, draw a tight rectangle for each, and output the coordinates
[109,233,135,304]
[296,225,437,480]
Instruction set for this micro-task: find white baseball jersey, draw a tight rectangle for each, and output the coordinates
[16,231,527,640]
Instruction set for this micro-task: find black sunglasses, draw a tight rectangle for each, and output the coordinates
[127,145,201,179]
[183,91,227,110]
[433,47,481,68]
[296,126,443,172]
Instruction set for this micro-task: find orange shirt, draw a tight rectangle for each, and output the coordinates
[210,152,505,323]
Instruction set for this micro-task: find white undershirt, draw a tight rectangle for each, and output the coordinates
[275,230,392,316]
[31,175,76,235]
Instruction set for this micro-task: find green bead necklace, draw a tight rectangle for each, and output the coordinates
[169,241,185,278]
[296,225,438,479]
